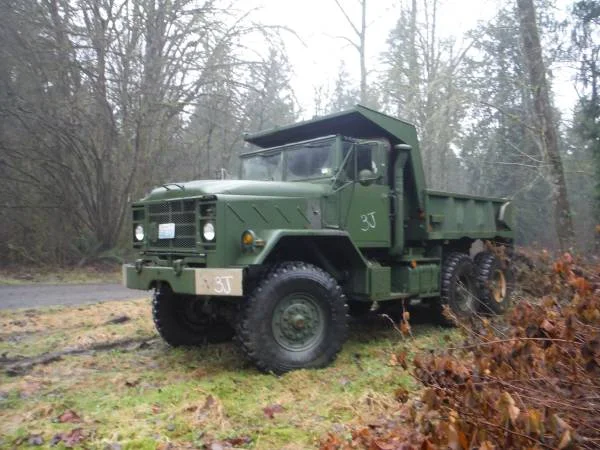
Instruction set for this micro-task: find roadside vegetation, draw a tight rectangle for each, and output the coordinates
[322,251,600,449]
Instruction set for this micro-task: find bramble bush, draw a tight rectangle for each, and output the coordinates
[322,251,600,450]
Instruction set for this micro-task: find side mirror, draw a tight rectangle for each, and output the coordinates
[358,169,378,186]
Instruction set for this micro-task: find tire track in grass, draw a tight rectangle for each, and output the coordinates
[0,336,159,376]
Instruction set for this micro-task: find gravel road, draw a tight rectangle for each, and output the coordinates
[0,284,148,310]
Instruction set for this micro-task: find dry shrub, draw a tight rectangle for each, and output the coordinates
[321,253,600,450]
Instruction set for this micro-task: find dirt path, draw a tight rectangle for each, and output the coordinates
[0,283,147,310]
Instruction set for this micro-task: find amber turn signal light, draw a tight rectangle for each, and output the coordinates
[241,230,256,250]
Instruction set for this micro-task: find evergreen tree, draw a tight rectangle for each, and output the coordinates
[571,0,600,248]
[380,0,471,191]
[327,62,359,114]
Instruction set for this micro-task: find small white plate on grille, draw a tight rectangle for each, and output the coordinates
[158,223,175,239]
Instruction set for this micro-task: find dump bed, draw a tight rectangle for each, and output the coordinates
[424,190,514,241]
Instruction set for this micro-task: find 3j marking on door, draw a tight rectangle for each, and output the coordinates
[360,212,377,231]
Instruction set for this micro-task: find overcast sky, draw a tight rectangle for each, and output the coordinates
[250,0,576,121]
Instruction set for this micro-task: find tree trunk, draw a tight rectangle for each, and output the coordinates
[359,0,367,104]
[408,0,418,111]
[334,0,368,104]
[516,0,574,250]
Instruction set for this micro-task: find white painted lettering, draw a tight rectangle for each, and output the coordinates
[360,211,377,231]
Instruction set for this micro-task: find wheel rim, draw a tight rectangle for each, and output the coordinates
[272,293,325,352]
[177,297,210,332]
[492,269,507,303]
[455,275,476,313]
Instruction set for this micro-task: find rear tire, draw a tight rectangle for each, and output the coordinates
[152,285,234,346]
[236,262,348,374]
[475,252,514,315]
[434,252,478,326]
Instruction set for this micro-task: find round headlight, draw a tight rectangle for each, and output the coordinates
[203,222,216,241]
[134,225,144,241]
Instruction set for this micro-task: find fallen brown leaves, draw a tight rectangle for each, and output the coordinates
[57,409,82,423]
[263,403,285,419]
[50,428,86,447]
[321,252,600,450]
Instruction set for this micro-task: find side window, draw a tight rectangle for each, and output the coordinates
[341,141,385,184]
[356,144,373,173]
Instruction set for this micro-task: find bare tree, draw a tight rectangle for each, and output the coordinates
[381,0,472,191]
[333,0,368,104]
[0,0,295,264]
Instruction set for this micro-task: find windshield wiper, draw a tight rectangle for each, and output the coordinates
[161,183,185,191]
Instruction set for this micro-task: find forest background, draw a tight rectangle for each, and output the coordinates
[0,0,598,266]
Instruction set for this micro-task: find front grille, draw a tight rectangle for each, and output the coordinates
[147,200,196,250]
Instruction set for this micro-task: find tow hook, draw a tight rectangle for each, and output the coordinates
[173,259,184,276]
[135,259,144,273]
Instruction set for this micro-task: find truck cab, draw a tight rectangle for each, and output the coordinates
[240,135,392,247]
[124,105,515,373]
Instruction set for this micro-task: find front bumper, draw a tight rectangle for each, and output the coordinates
[123,264,244,296]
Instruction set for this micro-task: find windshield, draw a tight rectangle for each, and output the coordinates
[240,152,282,181]
[285,141,333,181]
[240,138,335,181]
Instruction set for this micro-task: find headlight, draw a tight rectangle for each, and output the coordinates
[134,225,144,241]
[203,222,216,241]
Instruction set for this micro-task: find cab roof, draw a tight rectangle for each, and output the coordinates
[243,105,426,208]
[243,104,419,150]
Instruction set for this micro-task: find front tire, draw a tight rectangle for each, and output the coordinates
[434,252,478,325]
[152,285,234,346]
[236,262,348,374]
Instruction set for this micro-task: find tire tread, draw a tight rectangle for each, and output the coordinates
[236,261,348,374]
[475,251,514,315]
[434,252,476,326]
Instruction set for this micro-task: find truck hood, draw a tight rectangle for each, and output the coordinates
[142,179,332,202]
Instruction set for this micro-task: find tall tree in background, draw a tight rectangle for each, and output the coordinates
[240,48,297,133]
[458,2,582,248]
[458,6,558,246]
[326,62,360,113]
[571,0,600,248]
[333,0,368,104]
[182,46,297,180]
[381,0,471,191]
[516,0,575,250]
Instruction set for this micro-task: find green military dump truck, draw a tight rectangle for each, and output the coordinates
[124,106,514,373]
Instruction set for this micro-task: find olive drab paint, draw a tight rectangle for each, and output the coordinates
[124,105,514,316]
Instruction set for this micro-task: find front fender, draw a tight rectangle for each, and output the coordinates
[233,229,365,266]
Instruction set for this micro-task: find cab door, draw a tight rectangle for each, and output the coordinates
[337,141,391,248]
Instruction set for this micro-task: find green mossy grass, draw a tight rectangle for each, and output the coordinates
[0,300,457,449]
